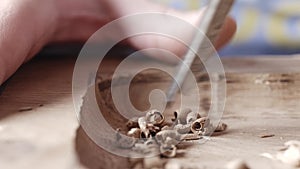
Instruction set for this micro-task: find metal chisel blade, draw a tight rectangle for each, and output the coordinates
[166,0,234,104]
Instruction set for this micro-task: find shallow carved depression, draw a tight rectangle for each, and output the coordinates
[97,70,183,129]
[75,70,213,169]
[75,69,300,169]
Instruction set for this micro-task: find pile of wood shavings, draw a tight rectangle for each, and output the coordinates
[115,108,227,158]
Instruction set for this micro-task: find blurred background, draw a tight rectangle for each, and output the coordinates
[151,0,300,57]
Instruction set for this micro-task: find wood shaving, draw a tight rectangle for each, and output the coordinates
[259,134,275,138]
[215,122,228,132]
[186,111,199,124]
[174,123,191,134]
[177,108,192,124]
[191,117,212,135]
[260,153,274,160]
[180,134,202,141]
[127,128,141,138]
[155,130,181,145]
[117,109,228,159]
[145,109,164,125]
[18,107,33,112]
[138,117,151,138]
[276,140,300,167]
[260,140,300,167]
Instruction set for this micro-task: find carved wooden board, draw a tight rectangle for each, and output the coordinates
[0,55,300,169]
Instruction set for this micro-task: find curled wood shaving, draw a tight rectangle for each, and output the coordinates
[147,124,161,136]
[177,108,192,124]
[119,109,229,159]
[186,111,199,124]
[215,122,228,132]
[127,128,141,138]
[171,111,178,122]
[145,109,164,125]
[155,130,181,145]
[174,123,191,134]
[191,117,210,135]
[138,117,151,138]
[161,125,172,131]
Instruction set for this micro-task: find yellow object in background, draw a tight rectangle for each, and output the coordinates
[151,0,203,11]
[152,0,300,56]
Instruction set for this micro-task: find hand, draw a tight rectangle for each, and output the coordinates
[0,0,236,85]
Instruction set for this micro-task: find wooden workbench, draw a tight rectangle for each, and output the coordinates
[0,53,300,169]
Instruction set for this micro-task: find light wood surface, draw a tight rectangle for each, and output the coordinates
[0,54,300,169]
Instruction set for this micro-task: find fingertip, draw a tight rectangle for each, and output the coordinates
[214,16,237,50]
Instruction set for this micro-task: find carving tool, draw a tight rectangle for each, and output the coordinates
[166,0,235,104]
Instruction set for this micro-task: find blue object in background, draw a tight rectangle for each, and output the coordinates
[153,0,300,56]
[220,0,300,56]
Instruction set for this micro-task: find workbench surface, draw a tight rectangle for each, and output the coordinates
[1,54,300,169]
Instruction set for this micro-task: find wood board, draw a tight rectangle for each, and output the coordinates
[0,54,300,169]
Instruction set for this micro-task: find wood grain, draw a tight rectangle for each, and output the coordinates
[0,54,300,169]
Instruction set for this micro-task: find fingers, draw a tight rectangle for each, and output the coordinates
[0,0,237,85]
[50,0,110,42]
[214,16,237,50]
[119,9,236,62]
[0,0,57,85]
[52,0,236,59]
